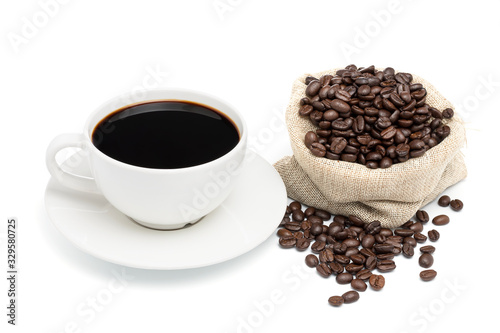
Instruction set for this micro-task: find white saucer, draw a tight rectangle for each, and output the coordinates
[44,150,287,270]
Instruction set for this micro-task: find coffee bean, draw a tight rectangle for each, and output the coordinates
[432,214,450,226]
[395,229,414,237]
[450,199,463,211]
[319,249,335,263]
[342,290,360,304]
[428,229,440,242]
[277,228,292,238]
[328,295,344,307]
[420,269,437,281]
[419,253,434,268]
[369,274,385,291]
[377,260,396,272]
[402,242,414,258]
[374,243,394,254]
[279,237,296,248]
[365,256,377,270]
[350,254,366,265]
[345,264,364,274]
[365,220,381,235]
[311,240,326,253]
[336,272,353,284]
[356,269,373,281]
[413,232,427,243]
[442,108,454,119]
[304,131,318,148]
[329,262,344,275]
[305,254,319,267]
[317,263,332,277]
[361,234,375,248]
[409,222,424,233]
[351,279,367,292]
[284,221,301,231]
[438,195,451,207]
[296,238,310,251]
[420,245,436,254]
[306,80,321,97]
[404,237,417,248]
[315,209,332,221]
[416,210,430,223]
[291,209,305,222]
[310,142,326,157]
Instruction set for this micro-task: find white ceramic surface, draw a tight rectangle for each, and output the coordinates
[44,149,287,270]
[46,88,248,229]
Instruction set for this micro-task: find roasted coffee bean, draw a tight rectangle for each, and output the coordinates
[374,243,394,254]
[279,237,296,248]
[319,249,335,263]
[369,274,385,291]
[304,131,318,148]
[306,80,322,97]
[409,222,424,233]
[428,229,440,242]
[305,254,319,267]
[317,262,332,277]
[351,279,368,292]
[343,238,360,248]
[432,214,450,226]
[420,269,437,281]
[350,254,366,265]
[296,238,310,250]
[345,264,364,274]
[335,254,351,265]
[329,262,344,275]
[311,240,326,253]
[304,207,315,217]
[342,290,360,304]
[284,221,301,231]
[377,260,396,272]
[315,209,332,221]
[328,295,344,307]
[356,269,373,281]
[364,256,377,270]
[450,199,463,211]
[416,210,429,223]
[414,232,427,243]
[291,209,305,222]
[336,272,353,284]
[395,229,414,237]
[403,237,417,248]
[277,228,292,238]
[442,108,454,119]
[365,220,381,235]
[419,253,434,268]
[288,201,301,211]
[361,234,375,248]
[402,242,414,258]
[438,195,451,207]
[310,142,326,157]
[310,223,323,236]
[420,245,436,254]
[377,253,395,260]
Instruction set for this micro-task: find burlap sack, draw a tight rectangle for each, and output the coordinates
[274,69,467,228]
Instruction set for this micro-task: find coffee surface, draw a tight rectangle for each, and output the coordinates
[92,100,239,169]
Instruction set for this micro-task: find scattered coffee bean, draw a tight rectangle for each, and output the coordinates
[420,245,435,254]
[336,272,353,284]
[413,232,427,243]
[402,242,415,258]
[438,195,451,207]
[450,199,463,211]
[419,253,434,268]
[428,229,440,242]
[432,214,450,226]
[420,269,437,281]
[416,210,429,223]
[342,290,360,304]
[369,274,385,291]
[296,238,310,250]
[317,263,332,277]
[305,254,319,267]
[351,279,368,292]
[279,237,296,248]
[328,295,344,307]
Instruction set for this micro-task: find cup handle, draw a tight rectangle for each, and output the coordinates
[46,133,100,193]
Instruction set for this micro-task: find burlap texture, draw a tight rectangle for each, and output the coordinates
[274,69,467,228]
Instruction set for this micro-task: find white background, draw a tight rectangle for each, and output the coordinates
[1,0,500,332]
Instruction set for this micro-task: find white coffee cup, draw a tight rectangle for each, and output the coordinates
[46,88,247,230]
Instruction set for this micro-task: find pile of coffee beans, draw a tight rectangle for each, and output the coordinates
[277,195,463,306]
[299,64,455,168]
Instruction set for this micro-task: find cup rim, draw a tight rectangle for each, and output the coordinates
[83,88,248,174]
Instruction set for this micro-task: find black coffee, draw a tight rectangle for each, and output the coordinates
[92,100,240,169]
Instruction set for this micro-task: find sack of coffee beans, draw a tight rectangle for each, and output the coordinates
[274,66,467,228]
